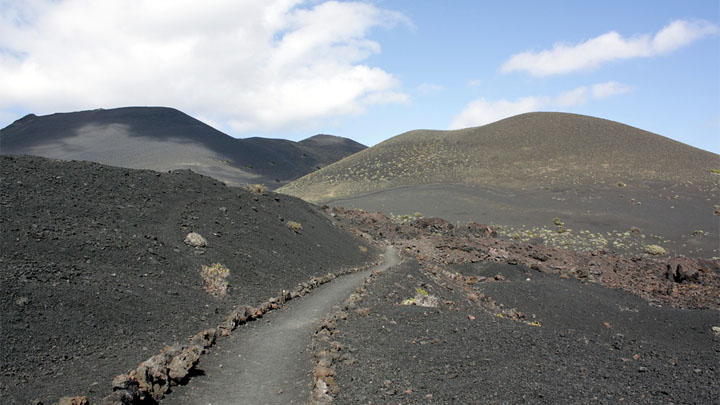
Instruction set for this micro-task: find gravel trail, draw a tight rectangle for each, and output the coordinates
[164,245,400,405]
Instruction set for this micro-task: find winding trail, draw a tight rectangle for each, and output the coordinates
[163,245,400,405]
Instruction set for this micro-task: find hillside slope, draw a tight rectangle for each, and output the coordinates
[0,155,377,404]
[0,107,366,188]
[280,112,718,200]
[279,112,720,257]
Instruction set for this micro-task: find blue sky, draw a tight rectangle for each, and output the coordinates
[1,1,718,153]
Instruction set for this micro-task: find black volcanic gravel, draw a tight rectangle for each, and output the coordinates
[0,155,377,404]
[333,255,720,404]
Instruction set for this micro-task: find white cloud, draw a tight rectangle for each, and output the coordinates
[416,83,445,94]
[501,19,718,77]
[0,0,408,133]
[554,87,588,107]
[467,79,483,87]
[591,81,630,99]
[450,96,545,129]
[450,81,628,129]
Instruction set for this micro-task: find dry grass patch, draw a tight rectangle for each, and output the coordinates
[286,221,303,232]
[201,263,230,297]
[244,183,267,194]
[644,244,667,256]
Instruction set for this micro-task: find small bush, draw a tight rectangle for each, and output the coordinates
[358,246,368,253]
[710,169,720,174]
[201,263,230,297]
[617,182,627,187]
[401,287,437,307]
[553,217,564,226]
[287,221,303,232]
[644,244,667,256]
[245,184,267,194]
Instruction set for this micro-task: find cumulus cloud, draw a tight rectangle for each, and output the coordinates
[416,83,445,94]
[554,87,588,107]
[450,97,544,129]
[0,0,408,133]
[591,81,630,99]
[501,19,718,76]
[449,81,628,129]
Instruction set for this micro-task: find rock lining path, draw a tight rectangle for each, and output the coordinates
[163,245,400,405]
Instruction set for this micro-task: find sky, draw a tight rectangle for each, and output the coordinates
[0,1,718,153]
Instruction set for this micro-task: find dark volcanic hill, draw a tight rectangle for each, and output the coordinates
[0,155,377,404]
[280,112,720,257]
[0,107,366,188]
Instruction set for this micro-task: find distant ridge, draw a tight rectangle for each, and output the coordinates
[279,112,718,202]
[0,107,366,188]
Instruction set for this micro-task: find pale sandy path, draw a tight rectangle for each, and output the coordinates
[163,245,400,405]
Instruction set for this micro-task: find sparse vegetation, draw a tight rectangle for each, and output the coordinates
[245,183,267,194]
[401,287,438,307]
[358,246,368,253]
[711,169,720,174]
[644,244,667,256]
[390,213,416,224]
[492,224,664,254]
[278,113,720,204]
[286,221,303,232]
[692,230,706,237]
[553,217,564,226]
[200,263,230,297]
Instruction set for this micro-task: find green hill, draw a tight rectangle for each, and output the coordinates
[279,112,719,257]
[279,112,717,201]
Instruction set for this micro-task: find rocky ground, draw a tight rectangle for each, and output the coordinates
[327,207,720,310]
[2,154,719,404]
[321,207,720,403]
[0,155,378,404]
[331,257,719,403]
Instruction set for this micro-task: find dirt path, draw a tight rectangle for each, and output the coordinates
[163,245,400,405]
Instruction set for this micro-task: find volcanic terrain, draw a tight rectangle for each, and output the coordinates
[323,207,720,403]
[0,155,377,404]
[280,112,720,257]
[2,111,719,405]
[0,107,366,188]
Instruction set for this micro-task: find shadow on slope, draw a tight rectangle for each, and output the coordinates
[0,107,366,188]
